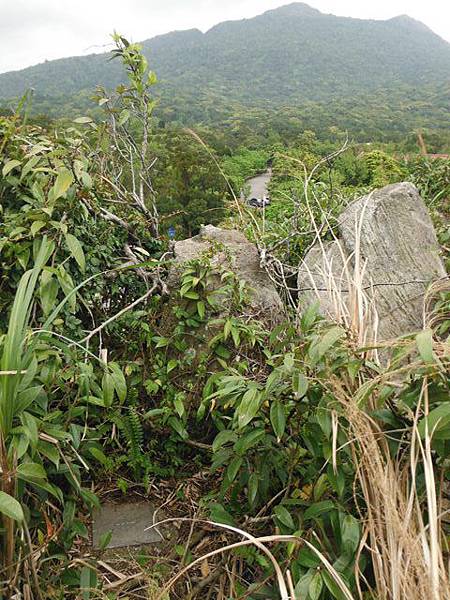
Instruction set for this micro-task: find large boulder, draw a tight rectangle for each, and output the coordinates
[170,225,284,323]
[298,183,446,340]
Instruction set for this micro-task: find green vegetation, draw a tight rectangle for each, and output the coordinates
[0,33,449,600]
[1,4,450,141]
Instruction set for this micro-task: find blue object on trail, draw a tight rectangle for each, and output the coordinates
[168,226,176,239]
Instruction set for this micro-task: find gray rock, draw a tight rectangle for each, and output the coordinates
[92,502,163,549]
[298,183,446,340]
[171,225,285,322]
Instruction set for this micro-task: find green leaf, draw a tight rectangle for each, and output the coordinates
[234,428,265,454]
[154,336,169,348]
[0,491,24,521]
[226,456,243,483]
[102,372,114,407]
[39,270,59,316]
[270,400,286,441]
[74,116,93,124]
[322,570,349,600]
[174,393,185,418]
[109,363,127,402]
[57,265,76,312]
[417,403,450,440]
[2,159,21,177]
[167,359,178,373]
[80,565,97,600]
[341,514,360,554]
[309,571,324,600]
[118,109,130,125]
[304,500,335,521]
[416,329,434,363]
[310,326,345,362]
[212,430,237,453]
[298,546,321,568]
[65,234,85,272]
[294,571,313,598]
[30,220,46,236]
[52,168,74,200]
[273,505,295,529]
[98,530,112,551]
[17,462,47,482]
[88,447,108,466]
[236,386,261,429]
[197,301,205,319]
[210,502,235,526]
[248,472,258,505]
[292,371,309,398]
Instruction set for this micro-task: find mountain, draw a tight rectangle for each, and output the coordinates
[1,2,449,133]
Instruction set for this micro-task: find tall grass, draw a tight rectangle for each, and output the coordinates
[0,237,52,575]
[301,186,450,599]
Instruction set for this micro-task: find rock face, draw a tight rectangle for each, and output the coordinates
[171,225,284,322]
[298,183,446,340]
[92,502,164,549]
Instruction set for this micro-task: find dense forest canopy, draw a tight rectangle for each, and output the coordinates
[1,3,450,140]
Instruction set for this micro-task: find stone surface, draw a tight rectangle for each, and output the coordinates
[171,224,285,322]
[92,502,163,549]
[298,182,446,340]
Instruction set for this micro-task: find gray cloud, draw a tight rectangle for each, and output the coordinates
[0,0,449,73]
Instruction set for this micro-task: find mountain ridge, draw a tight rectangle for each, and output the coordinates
[0,2,449,133]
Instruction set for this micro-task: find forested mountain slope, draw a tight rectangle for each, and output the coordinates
[1,2,450,131]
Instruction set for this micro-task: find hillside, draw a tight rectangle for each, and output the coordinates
[1,2,450,133]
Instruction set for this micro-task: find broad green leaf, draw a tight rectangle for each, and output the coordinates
[304,500,335,521]
[17,462,47,481]
[98,530,112,551]
[234,428,265,454]
[322,570,349,600]
[38,441,60,467]
[174,393,185,418]
[57,265,76,312]
[292,371,309,398]
[341,514,360,553]
[0,491,24,521]
[65,233,85,272]
[80,565,97,600]
[294,571,314,598]
[212,430,237,453]
[16,385,42,414]
[270,400,286,441]
[197,301,205,319]
[52,168,74,200]
[30,220,46,236]
[273,505,295,529]
[118,109,131,125]
[310,326,345,362]
[309,571,324,600]
[226,456,243,483]
[416,329,434,363]
[74,116,93,124]
[109,363,127,402]
[39,270,59,315]
[2,159,21,177]
[298,546,321,568]
[210,502,235,526]
[417,403,450,440]
[88,447,108,466]
[102,372,114,407]
[236,386,262,429]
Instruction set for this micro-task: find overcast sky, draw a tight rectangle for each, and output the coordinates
[1,0,449,74]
